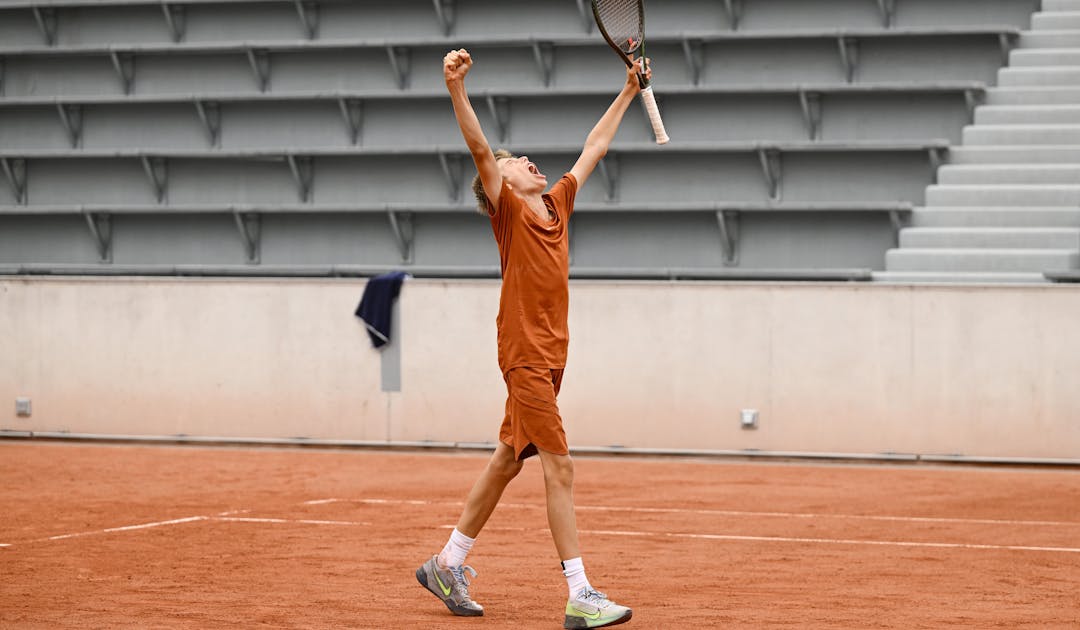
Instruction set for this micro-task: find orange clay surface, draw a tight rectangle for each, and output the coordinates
[1,440,1078,629]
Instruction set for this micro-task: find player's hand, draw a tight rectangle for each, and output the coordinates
[444,48,473,85]
[626,56,652,90]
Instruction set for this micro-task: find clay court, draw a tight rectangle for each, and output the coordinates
[2,440,1078,629]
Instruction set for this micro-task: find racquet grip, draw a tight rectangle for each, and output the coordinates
[639,86,669,145]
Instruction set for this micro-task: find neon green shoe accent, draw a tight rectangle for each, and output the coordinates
[563,588,632,629]
[416,555,483,617]
[433,568,453,597]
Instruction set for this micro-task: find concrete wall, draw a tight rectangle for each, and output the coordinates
[2,277,1078,460]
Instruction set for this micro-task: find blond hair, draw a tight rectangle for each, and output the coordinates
[471,149,515,214]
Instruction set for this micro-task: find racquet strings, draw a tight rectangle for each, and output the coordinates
[593,0,644,55]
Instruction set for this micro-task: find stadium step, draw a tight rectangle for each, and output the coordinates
[1019,31,1080,48]
[1009,48,1080,67]
[925,185,1080,206]
[962,124,1080,145]
[1044,0,1080,12]
[872,270,1050,283]
[974,105,1080,125]
[947,145,1080,163]
[1031,12,1080,30]
[985,87,1080,105]
[908,207,1080,228]
[937,164,1080,185]
[898,227,1080,249]
[998,66,1080,86]
[884,248,1079,272]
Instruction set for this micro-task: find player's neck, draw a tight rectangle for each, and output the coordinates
[513,191,546,218]
[527,198,551,220]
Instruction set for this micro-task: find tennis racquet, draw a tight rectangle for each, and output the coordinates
[591,0,669,144]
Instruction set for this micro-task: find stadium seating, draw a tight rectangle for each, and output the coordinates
[883,0,1080,282]
[0,0,1043,276]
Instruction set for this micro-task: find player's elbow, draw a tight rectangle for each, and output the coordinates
[583,139,609,159]
[465,138,490,156]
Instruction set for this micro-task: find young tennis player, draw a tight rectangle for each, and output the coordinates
[415,49,647,628]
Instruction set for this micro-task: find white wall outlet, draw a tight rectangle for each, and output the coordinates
[740,409,758,429]
[15,397,32,417]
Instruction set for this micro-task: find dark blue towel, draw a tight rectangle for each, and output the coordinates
[355,271,408,349]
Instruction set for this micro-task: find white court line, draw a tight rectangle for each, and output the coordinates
[348,498,434,506]
[330,497,1080,528]
[6,508,267,547]
[213,516,372,526]
[5,505,369,547]
[588,529,1080,554]
[569,505,1079,528]
[216,509,251,516]
[40,516,208,542]
[439,524,1080,555]
[14,494,1074,551]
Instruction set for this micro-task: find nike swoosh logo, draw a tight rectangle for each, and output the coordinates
[574,607,603,621]
[434,569,453,597]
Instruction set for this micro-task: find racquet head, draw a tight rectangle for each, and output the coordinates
[591,0,646,71]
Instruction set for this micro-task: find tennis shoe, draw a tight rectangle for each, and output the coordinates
[563,587,632,628]
[415,555,484,617]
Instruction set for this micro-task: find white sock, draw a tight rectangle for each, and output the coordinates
[561,557,593,598]
[438,528,475,568]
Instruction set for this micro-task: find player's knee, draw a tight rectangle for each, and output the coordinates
[492,456,523,481]
[543,456,575,489]
[490,446,524,480]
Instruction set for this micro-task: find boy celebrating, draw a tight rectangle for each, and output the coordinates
[416,48,648,629]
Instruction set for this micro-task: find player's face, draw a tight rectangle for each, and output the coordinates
[498,155,547,193]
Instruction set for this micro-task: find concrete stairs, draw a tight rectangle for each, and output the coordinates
[879,0,1080,282]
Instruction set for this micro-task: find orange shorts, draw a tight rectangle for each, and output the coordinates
[499,366,568,461]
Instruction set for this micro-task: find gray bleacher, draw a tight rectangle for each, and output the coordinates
[883,0,1080,283]
[0,0,1041,277]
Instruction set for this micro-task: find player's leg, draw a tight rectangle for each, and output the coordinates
[455,440,524,538]
[537,448,580,560]
[416,441,522,617]
[538,449,633,629]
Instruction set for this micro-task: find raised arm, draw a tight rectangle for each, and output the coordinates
[444,49,503,210]
[569,57,651,188]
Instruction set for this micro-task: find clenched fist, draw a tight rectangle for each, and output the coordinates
[443,48,473,85]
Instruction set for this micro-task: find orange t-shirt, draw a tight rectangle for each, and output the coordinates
[487,173,578,373]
